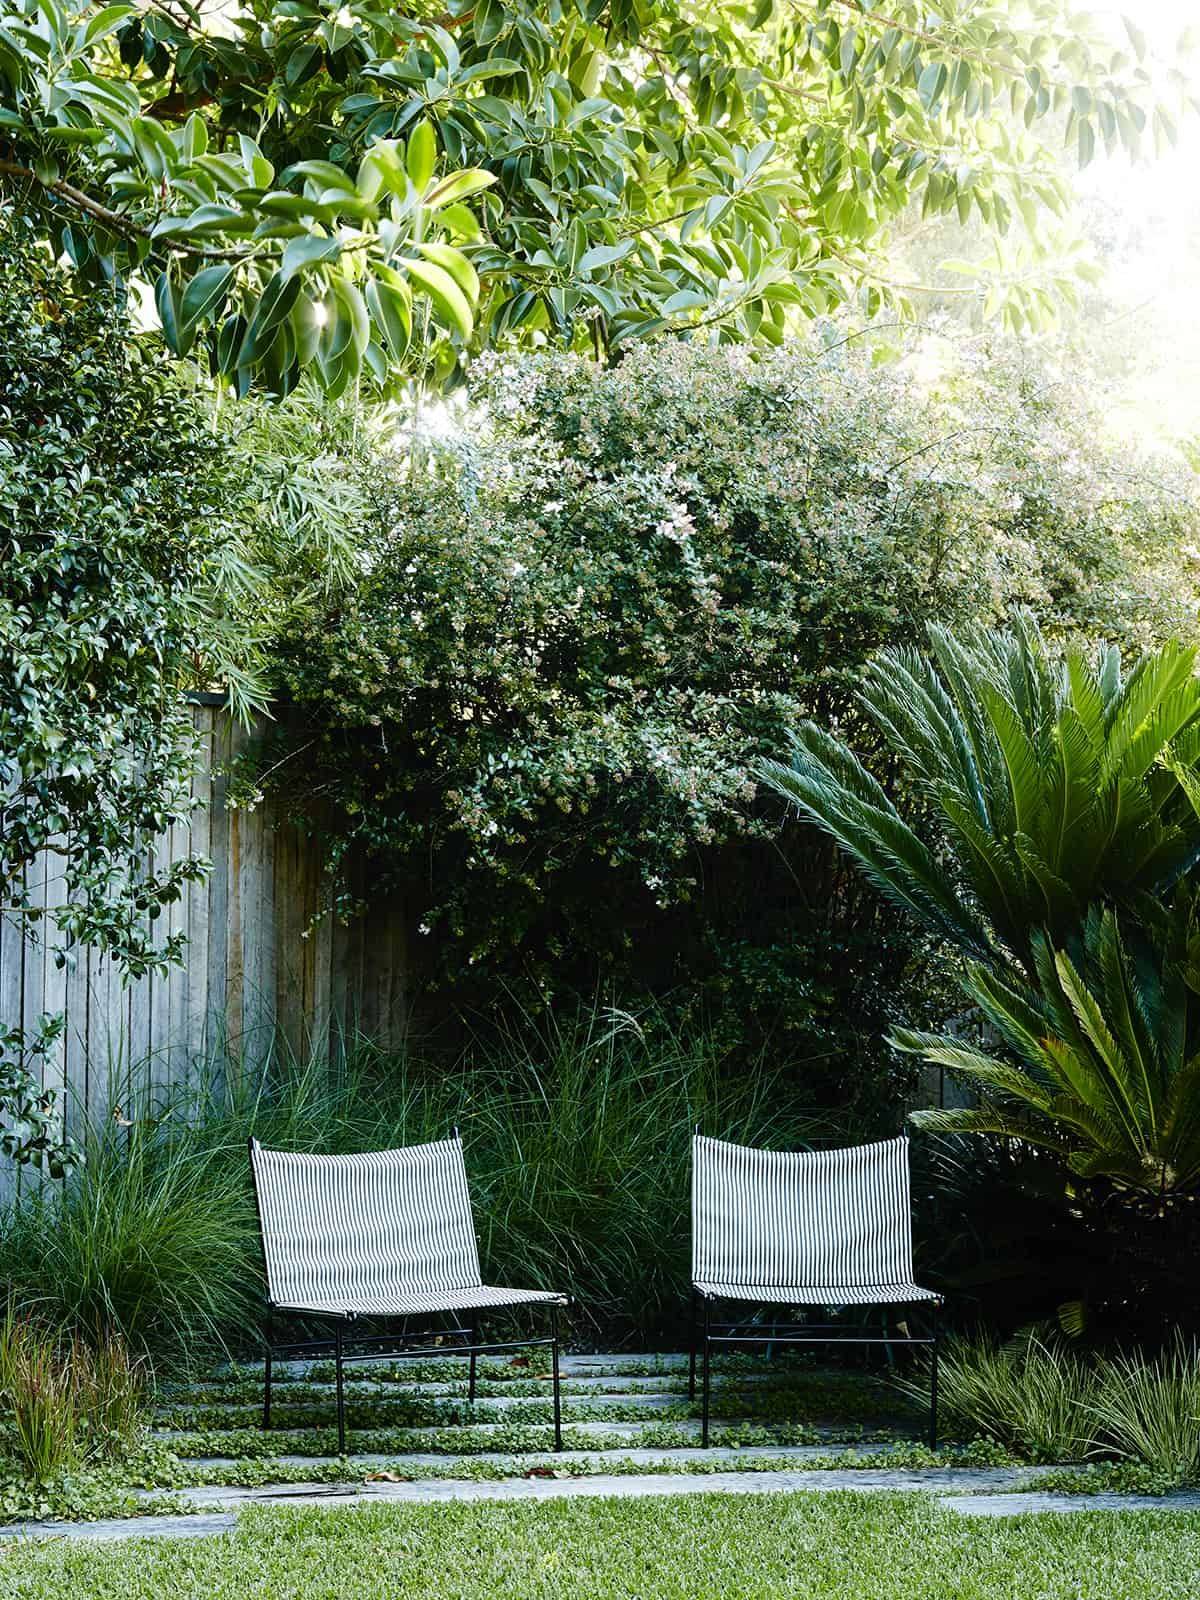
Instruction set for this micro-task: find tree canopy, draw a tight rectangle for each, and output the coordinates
[0,0,1188,394]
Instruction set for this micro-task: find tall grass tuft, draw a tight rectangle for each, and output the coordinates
[0,1123,263,1363]
[0,1310,80,1481]
[0,1000,848,1365]
[0,1310,147,1482]
[917,1331,1097,1462]
[1088,1335,1200,1483]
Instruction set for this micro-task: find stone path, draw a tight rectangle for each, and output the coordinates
[5,1469,1199,1543]
[0,1352,1193,1543]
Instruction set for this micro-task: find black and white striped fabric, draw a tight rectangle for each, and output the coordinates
[250,1137,566,1317]
[692,1133,937,1305]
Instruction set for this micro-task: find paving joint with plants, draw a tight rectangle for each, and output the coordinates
[3,1348,1197,1543]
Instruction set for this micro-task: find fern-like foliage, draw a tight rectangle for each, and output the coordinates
[758,614,1200,975]
[897,895,1200,1198]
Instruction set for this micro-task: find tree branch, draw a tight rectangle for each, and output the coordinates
[0,160,256,262]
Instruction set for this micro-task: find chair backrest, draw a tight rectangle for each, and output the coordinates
[249,1136,482,1307]
[692,1133,916,1289]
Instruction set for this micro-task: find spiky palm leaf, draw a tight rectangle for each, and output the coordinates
[897,895,1200,1199]
[758,614,1200,974]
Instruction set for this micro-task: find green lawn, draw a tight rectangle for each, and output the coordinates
[3,1492,1200,1599]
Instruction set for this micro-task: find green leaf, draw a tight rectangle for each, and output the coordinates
[332,276,371,354]
[365,273,412,359]
[180,112,208,161]
[403,255,473,339]
[286,160,357,195]
[238,271,302,367]
[423,168,496,209]
[1123,16,1147,60]
[407,121,437,191]
[577,240,634,273]
[289,293,324,366]
[358,138,408,200]
[917,61,946,109]
[281,234,342,278]
[414,240,478,303]
[154,269,183,354]
[84,4,135,45]
[179,263,233,349]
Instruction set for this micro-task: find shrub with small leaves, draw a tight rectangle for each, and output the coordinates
[263,338,1197,1029]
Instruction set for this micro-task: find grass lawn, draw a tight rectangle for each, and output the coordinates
[3,1492,1200,1599]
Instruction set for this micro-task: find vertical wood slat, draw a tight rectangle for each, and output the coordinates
[205,711,232,1099]
[0,869,27,1207]
[0,702,409,1193]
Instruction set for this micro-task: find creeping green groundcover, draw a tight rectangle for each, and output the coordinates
[4,1493,1200,1600]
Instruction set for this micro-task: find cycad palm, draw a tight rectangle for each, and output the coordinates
[758,615,1200,975]
[895,897,1200,1199]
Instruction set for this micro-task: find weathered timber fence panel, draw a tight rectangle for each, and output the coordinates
[0,701,407,1200]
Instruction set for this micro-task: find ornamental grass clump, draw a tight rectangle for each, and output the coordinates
[911,1332,1097,1463]
[0,1001,841,1358]
[1088,1336,1200,1484]
[0,1126,263,1368]
[0,1310,147,1484]
[915,1332,1200,1484]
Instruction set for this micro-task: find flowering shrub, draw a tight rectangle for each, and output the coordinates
[264,338,1197,1049]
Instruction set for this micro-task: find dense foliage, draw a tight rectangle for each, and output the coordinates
[1,0,1188,392]
[0,219,264,1173]
[901,894,1200,1200]
[257,339,1197,1061]
[760,618,1200,976]
[0,220,261,973]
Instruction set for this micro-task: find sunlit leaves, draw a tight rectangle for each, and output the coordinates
[0,0,1192,389]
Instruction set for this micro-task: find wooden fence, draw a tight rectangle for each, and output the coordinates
[0,700,408,1196]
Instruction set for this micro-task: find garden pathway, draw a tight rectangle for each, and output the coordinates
[1,1353,1195,1543]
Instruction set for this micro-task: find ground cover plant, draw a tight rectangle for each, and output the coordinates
[6,1493,1200,1599]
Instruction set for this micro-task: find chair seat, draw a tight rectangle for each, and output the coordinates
[273,1284,568,1318]
[694,1280,940,1306]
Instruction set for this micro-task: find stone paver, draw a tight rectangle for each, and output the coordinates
[0,1513,237,1544]
[230,1353,689,1375]
[943,1490,1200,1517]
[184,1442,887,1470]
[169,1389,684,1416]
[168,1465,1048,1510]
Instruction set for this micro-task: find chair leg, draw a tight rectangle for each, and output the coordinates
[468,1318,478,1402]
[262,1310,273,1431]
[335,1322,347,1455]
[551,1306,563,1452]
[701,1296,712,1448]
[688,1288,697,1401]
[929,1302,940,1453]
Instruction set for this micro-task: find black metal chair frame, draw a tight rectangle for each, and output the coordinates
[688,1290,941,1449]
[258,1308,564,1455]
[249,1140,564,1455]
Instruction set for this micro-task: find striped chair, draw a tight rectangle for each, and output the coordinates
[249,1135,568,1452]
[690,1133,942,1447]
